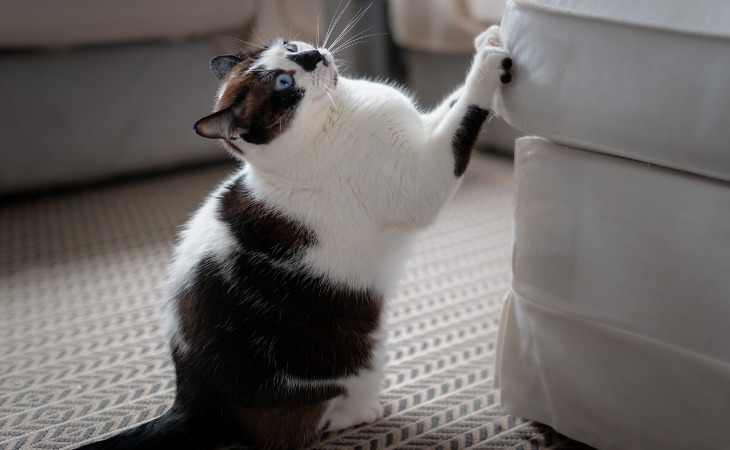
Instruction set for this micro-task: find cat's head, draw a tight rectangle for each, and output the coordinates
[194,39,337,155]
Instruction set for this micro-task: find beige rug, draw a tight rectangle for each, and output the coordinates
[0,154,589,449]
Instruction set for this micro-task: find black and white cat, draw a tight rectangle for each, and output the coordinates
[80,25,511,450]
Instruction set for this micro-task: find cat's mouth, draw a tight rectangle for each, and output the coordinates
[311,64,338,101]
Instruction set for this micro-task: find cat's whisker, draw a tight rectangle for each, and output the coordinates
[320,81,335,94]
[267,115,286,130]
[330,31,387,55]
[253,13,270,47]
[331,39,369,55]
[335,60,351,73]
[328,3,372,51]
[322,0,339,46]
[330,27,372,53]
[331,34,387,55]
[314,0,322,47]
[245,17,264,48]
[324,0,351,48]
[222,36,264,51]
[331,28,387,53]
[321,83,336,108]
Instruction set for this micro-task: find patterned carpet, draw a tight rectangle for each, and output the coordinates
[0,154,589,449]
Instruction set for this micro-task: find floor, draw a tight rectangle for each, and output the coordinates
[0,154,589,449]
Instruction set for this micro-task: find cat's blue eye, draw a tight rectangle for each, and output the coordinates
[275,73,294,91]
[284,43,298,52]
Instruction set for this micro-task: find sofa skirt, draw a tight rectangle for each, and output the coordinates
[496,137,730,450]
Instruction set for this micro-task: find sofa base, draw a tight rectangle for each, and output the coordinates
[496,137,730,450]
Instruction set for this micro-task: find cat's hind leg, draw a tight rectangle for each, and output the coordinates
[233,401,329,450]
[320,360,385,432]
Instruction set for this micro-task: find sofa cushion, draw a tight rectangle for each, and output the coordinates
[494,0,730,181]
[0,40,226,194]
[0,0,259,48]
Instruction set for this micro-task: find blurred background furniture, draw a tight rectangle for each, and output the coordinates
[0,0,520,195]
[494,1,730,449]
[0,0,328,194]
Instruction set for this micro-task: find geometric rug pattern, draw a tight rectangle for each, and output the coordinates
[0,154,590,449]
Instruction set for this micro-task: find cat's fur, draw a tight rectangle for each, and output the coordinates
[79,26,511,450]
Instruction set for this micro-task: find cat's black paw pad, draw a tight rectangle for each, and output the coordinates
[500,58,513,84]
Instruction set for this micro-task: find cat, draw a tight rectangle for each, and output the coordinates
[78,25,511,450]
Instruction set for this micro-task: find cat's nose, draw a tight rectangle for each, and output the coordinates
[288,50,326,72]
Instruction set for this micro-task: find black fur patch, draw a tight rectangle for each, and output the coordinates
[195,48,305,149]
[287,50,326,72]
[168,175,383,444]
[75,404,229,450]
[452,105,489,177]
[500,58,513,84]
[218,178,316,259]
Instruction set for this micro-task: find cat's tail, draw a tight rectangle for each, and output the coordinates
[76,403,226,450]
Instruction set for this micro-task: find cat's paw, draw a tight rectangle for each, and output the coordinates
[475,25,503,50]
[473,26,513,85]
[325,400,384,432]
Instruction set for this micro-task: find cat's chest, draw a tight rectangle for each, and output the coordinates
[243,170,410,291]
[337,79,421,132]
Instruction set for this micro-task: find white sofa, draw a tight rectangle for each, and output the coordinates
[494,1,730,449]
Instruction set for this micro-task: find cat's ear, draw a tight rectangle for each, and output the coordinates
[210,54,244,80]
[194,102,247,140]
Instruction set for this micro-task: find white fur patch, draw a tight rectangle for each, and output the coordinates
[163,174,240,351]
[320,326,387,431]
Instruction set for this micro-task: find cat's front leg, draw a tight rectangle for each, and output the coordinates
[427,25,512,177]
[422,85,465,130]
[382,27,512,230]
[464,25,513,108]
